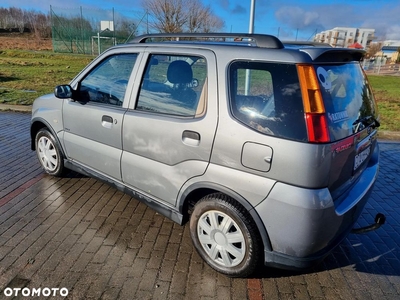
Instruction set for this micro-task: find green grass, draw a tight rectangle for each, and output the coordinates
[0,50,93,105]
[1,49,399,131]
[368,75,400,131]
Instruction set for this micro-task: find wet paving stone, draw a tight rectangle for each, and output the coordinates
[1,111,400,299]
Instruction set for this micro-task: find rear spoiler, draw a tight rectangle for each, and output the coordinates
[300,48,365,62]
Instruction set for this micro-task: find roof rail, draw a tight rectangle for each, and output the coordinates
[283,41,332,48]
[130,33,284,49]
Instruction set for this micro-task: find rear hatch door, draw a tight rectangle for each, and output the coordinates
[315,61,379,194]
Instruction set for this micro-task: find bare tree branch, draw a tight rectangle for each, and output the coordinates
[142,0,224,33]
[367,43,382,58]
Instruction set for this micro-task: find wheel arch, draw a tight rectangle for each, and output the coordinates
[30,118,66,158]
[178,181,272,252]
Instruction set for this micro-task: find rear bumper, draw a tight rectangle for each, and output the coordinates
[255,146,379,269]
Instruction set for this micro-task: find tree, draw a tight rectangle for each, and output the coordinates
[8,7,25,33]
[366,42,382,58]
[25,10,51,38]
[117,18,138,38]
[142,0,224,33]
[0,7,26,32]
[187,0,224,33]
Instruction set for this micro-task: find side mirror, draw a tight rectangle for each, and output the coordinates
[54,85,73,99]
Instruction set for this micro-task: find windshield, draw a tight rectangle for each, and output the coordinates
[316,63,378,141]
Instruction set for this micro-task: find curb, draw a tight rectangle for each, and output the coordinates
[0,104,32,113]
[378,131,400,142]
[1,104,399,141]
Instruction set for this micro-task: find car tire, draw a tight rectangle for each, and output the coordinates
[190,193,262,277]
[35,128,65,177]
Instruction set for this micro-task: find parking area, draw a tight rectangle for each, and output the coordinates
[1,110,399,299]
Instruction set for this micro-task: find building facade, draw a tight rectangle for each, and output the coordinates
[376,40,400,63]
[314,27,375,48]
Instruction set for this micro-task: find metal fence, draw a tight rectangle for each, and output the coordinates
[363,58,400,76]
[50,6,149,55]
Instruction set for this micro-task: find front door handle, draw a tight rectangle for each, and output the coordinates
[182,130,200,146]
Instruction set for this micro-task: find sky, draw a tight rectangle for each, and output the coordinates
[3,0,400,41]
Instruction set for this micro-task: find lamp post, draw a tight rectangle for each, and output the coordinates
[249,0,255,33]
[245,0,256,95]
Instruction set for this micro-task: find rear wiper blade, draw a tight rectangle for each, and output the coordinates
[353,116,380,127]
[352,116,380,133]
[372,116,380,128]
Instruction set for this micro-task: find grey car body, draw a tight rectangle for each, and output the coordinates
[31,33,380,277]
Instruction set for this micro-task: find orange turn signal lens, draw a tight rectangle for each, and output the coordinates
[297,64,330,143]
[297,65,325,113]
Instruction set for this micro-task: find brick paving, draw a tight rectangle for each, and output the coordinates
[0,110,399,299]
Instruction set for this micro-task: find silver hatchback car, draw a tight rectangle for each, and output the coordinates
[31,33,381,277]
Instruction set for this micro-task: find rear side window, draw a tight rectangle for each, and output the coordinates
[136,54,207,117]
[229,61,307,141]
[316,63,378,141]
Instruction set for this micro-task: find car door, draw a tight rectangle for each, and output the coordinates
[121,50,218,206]
[62,52,139,180]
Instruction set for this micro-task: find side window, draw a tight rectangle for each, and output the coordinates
[234,68,276,119]
[79,53,137,106]
[229,61,307,141]
[136,54,207,117]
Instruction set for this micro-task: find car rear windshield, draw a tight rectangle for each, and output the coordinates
[229,61,307,142]
[316,63,378,141]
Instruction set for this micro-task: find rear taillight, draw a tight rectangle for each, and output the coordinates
[305,113,330,143]
[297,65,330,143]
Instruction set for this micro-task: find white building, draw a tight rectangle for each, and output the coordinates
[378,40,400,63]
[382,40,400,47]
[314,27,375,49]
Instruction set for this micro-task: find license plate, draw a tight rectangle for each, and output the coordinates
[354,146,371,171]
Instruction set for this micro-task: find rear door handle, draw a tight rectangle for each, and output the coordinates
[102,115,113,129]
[182,130,200,146]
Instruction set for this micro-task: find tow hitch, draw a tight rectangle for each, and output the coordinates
[351,213,386,234]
